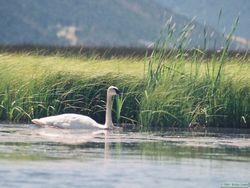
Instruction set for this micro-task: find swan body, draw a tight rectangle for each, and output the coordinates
[32,113,107,129]
[32,86,120,129]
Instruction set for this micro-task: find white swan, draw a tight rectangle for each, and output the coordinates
[32,86,120,129]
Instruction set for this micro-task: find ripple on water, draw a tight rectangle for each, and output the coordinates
[0,124,250,188]
[0,124,249,161]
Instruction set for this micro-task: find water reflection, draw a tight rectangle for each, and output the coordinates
[33,127,115,160]
[0,124,250,188]
[35,127,109,144]
[0,124,250,162]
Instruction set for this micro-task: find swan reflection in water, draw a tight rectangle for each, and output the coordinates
[35,128,108,144]
[34,127,122,160]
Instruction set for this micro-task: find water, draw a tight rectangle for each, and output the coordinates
[0,124,250,188]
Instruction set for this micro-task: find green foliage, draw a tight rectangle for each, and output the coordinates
[0,21,249,129]
[0,70,142,125]
[138,17,250,128]
[0,53,249,128]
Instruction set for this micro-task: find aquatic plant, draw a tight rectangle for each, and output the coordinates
[139,16,250,128]
[0,17,249,128]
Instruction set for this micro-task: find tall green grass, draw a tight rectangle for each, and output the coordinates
[0,68,142,125]
[139,17,250,129]
[0,51,249,128]
[0,18,249,129]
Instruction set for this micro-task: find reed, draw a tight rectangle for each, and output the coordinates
[0,17,249,128]
[0,51,249,128]
[139,17,250,128]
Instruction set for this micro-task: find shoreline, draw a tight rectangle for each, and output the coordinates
[1,44,249,59]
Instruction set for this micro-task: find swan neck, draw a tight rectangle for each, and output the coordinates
[105,93,113,128]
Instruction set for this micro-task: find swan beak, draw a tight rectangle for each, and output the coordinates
[117,90,123,96]
[114,88,121,95]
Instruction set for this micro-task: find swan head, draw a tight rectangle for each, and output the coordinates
[107,86,120,96]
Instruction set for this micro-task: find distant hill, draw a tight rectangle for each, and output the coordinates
[156,0,250,49]
[0,0,232,49]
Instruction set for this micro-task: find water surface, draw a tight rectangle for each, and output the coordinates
[0,124,249,188]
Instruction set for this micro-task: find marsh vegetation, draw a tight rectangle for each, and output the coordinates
[0,47,249,129]
[0,18,249,128]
